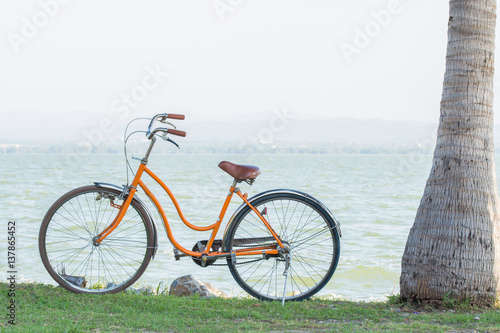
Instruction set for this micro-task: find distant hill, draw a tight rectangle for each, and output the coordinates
[1,111,498,154]
[1,110,436,143]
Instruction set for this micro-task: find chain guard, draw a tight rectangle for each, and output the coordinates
[191,239,281,267]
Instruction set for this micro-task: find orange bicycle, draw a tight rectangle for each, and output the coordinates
[39,114,342,302]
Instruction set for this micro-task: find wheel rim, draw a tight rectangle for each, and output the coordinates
[228,196,339,301]
[42,189,151,293]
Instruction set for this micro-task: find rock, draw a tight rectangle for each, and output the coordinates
[169,275,227,298]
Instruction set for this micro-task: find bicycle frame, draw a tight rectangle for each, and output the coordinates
[94,136,284,261]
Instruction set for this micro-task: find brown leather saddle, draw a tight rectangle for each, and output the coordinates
[218,161,261,183]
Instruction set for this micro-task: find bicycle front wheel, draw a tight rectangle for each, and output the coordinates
[225,192,340,301]
[39,185,155,294]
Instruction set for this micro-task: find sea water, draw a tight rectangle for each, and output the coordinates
[0,152,475,300]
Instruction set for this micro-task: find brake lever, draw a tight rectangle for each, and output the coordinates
[158,118,177,129]
[167,138,180,149]
[161,133,180,149]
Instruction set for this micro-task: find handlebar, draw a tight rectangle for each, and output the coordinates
[146,113,186,139]
[166,129,186,137]
[166,114,185,120]
[148,127,186,139]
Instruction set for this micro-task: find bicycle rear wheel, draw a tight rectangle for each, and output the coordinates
[39,185,155,294]
[225,192,340,301]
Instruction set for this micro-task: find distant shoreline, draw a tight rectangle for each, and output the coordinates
[0,143,437,155]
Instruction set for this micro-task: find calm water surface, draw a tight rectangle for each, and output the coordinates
[2,152,487,300]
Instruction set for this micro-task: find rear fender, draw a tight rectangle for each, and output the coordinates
[94,182,159,258]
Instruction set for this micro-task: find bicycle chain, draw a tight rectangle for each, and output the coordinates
[193,243,278,267]
[205,258,265,267]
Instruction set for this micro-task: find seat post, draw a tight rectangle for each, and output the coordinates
[231,179,239,189]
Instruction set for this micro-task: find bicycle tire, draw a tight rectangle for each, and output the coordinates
[39,185,155,294]
[224,192,340,301]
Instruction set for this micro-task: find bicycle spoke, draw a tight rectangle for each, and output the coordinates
[258,260,279,294]
[50,216,93,241]
[70,246,97,277]
[293,253,323,283]
[289,266,309,293]
[292,253,333,267]
[49,242,92,264]
[249,261,280,291]
[237,256,267,277]
[288,210,317,244]
[46,246,91,254]
[292,227,334,249]
[244,213,274,235]
[101,243,146,258]
[100,247,131,284]
[60,203,93,238]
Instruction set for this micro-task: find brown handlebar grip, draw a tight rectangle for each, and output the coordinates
[167,114,185,120]
[167,129,186,137]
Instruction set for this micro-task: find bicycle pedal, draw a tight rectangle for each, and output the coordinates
[200,254,208,267]
[173,248,186,261]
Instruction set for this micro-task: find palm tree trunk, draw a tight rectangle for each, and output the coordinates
[400,0,500,306]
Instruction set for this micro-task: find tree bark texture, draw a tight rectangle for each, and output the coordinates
[400,0,500,306]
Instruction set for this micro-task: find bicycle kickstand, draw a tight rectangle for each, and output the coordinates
[282,253,292,306]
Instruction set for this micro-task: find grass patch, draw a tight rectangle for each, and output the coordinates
[1,283,499,332]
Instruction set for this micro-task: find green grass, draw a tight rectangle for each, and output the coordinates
[1,283,499,332]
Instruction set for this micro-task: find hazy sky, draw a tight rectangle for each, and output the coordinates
[0,0,479,124]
